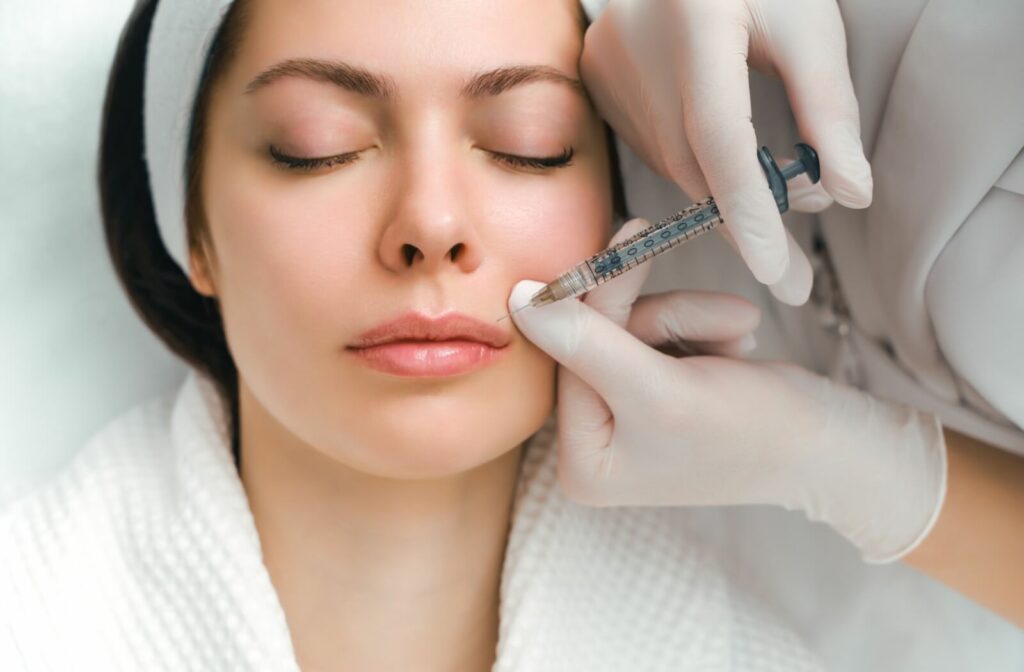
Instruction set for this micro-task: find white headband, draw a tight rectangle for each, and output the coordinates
[144,0,235,274]
[143,0,609,275]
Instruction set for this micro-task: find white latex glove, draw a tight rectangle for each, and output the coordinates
[509,219,946,564]
[580,0,874,305]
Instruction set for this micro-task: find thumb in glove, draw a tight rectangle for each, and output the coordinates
[507,218,761,500]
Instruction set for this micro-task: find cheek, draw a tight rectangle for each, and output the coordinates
[483,169,613,281]
[203,159,374,347]
[199,153,389,455]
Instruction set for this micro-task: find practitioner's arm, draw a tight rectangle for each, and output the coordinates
[903,427,1024,628]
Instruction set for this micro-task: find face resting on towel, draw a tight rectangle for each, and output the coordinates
[185,0,616,478]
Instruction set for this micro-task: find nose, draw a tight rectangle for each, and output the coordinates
[378,144,485,275]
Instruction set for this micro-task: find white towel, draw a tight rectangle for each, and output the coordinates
[0,368,825,670]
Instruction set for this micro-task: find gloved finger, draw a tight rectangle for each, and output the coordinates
[770,2,873,208]
[645,81,710,200]
[778,157,834,213]
[680,3,789,286]
[554,365,616,497]
[685,334,758,358]
[788,181,835,213]
[625,290,761,347]
[581,6,711,200]
[509,279,663,408]
[581,218,654,327]
[651,333,758,358]
[717,220,814,306]
[579,21,665,180]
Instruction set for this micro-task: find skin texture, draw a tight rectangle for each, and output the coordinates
[904,428,1024,628]
[188,0,612,669]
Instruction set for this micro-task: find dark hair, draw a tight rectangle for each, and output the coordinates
[98,0,628,470]
[99,0,251,467]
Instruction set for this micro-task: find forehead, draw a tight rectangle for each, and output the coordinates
[231,0,586,95]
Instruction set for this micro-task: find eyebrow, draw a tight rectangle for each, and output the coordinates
[244,58,586,100]
[461,64,585,99]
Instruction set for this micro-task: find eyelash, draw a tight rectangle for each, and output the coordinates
[267,145,575,172]
[269,145,360,171]
[486,147,574,170]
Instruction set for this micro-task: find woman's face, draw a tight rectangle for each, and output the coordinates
[194,0,614,478]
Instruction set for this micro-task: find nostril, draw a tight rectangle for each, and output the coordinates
[449,243,463,262]
[402,244,419,266]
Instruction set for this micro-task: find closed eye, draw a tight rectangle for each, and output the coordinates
[486,147,574,170]
[268,145,575,172]
[269,145,362,171]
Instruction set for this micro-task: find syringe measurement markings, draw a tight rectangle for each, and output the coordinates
[590,199,719,277]
[585,200,722,285]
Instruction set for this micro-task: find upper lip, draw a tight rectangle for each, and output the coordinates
[348,311,511,349]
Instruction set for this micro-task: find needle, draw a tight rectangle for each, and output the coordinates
[496,304,529,322]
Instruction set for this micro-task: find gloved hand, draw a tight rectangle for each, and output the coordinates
[509,219,947,563]
[580,0,874,305]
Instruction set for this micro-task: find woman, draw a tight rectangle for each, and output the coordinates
[0,0,825,670]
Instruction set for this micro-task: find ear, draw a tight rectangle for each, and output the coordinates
[188,244,218,298]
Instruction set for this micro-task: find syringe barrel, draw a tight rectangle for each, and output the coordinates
[580,197,722,290]
[546,263,598,302]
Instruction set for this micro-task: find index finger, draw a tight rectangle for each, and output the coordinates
[679,3,789,285]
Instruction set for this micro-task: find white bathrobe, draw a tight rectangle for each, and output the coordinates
[0,369,824,671]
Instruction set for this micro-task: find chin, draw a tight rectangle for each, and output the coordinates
[337,386,555,480]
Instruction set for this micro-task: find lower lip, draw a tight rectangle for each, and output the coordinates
[346,340,509,377]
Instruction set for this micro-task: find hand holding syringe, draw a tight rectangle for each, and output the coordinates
[499,143,820,321]
[502,138,942,567]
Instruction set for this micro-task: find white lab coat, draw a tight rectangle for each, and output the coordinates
[819,0,1024,454]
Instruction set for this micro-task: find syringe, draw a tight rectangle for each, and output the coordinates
[499,143,820,320]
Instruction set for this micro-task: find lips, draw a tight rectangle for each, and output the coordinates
[346,311,511,377]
